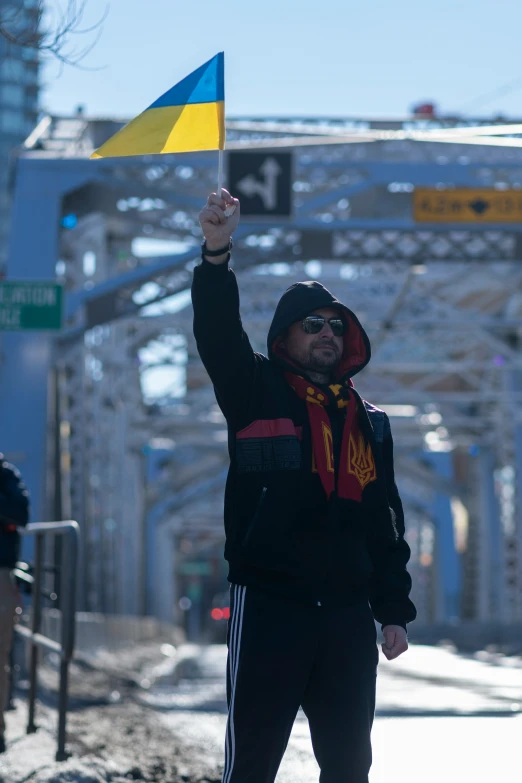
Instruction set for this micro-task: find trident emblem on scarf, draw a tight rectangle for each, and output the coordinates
[348,433,377,490]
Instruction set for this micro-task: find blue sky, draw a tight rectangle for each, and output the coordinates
[43,0,522,120]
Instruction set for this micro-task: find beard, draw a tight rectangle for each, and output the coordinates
[297,342,341,374]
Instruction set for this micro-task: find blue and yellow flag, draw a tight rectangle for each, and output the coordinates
[91,53,225,159]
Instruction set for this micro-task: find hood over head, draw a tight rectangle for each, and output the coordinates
[267,280,371,382]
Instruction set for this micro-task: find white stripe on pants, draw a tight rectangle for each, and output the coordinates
[222,584,246,783]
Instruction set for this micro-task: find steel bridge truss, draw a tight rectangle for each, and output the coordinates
[1,115,521,625]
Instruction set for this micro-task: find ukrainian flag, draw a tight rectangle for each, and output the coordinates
[91,53,225,159]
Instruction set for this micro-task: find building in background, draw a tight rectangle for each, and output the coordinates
[0,0,40,274]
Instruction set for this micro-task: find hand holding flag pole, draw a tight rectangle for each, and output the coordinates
[91,51,235,213]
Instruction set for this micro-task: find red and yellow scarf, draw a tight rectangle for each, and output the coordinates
[285,372,377,502]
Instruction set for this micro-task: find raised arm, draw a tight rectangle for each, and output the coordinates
[192,191,258,427]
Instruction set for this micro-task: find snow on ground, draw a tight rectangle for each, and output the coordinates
[3,642,522,783]
[1,700,120,783]
[1,694,220,783]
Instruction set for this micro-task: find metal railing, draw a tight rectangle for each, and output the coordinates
[14,521,79,761]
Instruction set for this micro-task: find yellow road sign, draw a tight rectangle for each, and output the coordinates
[414,188,522,223]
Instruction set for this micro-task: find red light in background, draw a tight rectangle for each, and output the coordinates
[222,607,230,620]
[211,608,224,621]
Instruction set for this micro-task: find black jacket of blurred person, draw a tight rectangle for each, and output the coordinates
[0,455,30,567]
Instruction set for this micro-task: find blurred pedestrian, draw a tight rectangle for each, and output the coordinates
[0,455,29,753]
[192,191,416,783]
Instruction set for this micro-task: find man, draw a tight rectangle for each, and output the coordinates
[0,455,29,753]
[192,190,416,783]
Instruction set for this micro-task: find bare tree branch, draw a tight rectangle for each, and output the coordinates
[0,0,107,67]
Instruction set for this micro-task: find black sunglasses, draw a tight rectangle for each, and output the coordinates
[301,315,346,337]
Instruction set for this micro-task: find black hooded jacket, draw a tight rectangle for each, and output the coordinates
[0,455,30,568]
[192,259,416,629]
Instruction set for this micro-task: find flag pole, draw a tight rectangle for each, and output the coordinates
[218,53,235,215]
[218,147,236,216]
[217,148,224,197]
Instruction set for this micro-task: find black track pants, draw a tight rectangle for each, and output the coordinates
[222,584,378,783]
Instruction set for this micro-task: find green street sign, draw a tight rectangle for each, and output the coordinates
[0,281,63,331]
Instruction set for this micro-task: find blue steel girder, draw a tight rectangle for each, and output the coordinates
[297,161,522,214]
[18,153,522,234]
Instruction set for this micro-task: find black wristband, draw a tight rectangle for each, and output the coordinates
[202,239,233,257]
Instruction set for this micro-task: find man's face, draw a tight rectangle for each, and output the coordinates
[278,307,344,376]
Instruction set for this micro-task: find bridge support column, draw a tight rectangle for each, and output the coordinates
[0,159,93,535]
[425,452,461,624]
[0,166,60,542]
[477,447,503,621]
[512,373,522,619]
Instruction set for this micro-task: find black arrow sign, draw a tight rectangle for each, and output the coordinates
[468,198,491,216]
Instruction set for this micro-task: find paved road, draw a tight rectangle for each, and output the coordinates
[141,643,522,782]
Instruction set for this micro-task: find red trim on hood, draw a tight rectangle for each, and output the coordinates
[335,313,368,380]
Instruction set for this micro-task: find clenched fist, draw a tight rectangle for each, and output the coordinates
[199,189,240,264]
[381,625,408,660]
